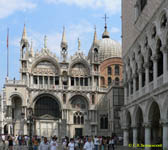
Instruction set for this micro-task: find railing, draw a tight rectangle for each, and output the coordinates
[149,81,154,92]
[157,75,163,87]
[30,84,109,92]
[5,80,26,85]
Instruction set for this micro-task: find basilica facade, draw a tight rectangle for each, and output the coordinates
[1,23,123,138]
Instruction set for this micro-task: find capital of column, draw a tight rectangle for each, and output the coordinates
[122,126,129,130]
[144,62,150,69]
[151,54,159,62]
[160,120,168,127]
[132,73,138,79]
[138,68,144,74]
[143,122,152,128]
[160,44,168,53]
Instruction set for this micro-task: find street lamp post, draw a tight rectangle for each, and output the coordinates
[27,107,33,150]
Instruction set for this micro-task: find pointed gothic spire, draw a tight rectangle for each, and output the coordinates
[30,39,34,56]
[93,25,99,46]
[78,37,81,51]
[22,24,27,41]
[61,26,68,50]
[44,35,47,48]
[102,14,110,38]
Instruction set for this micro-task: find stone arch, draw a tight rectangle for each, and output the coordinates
[159,8,168,29]
[69,58,91,76]
[147,101,162,144]
[31,56,60,75]
[69,94,89,110]
[33,93,62,119]
[10,94,23,121]
[162,94,168,120]
[9,93,24,104]
[150,23,157,40]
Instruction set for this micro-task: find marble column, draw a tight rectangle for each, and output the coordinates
[152,55,158,88]
[161,45,168,83]
[133,75,136,94]
[124,85,128,105]
[162,122,168,150]
[123,128,129,146]
[133,126,138,146]
[144,123,151,150]
[145,63,149,92]
[138,69,142,90]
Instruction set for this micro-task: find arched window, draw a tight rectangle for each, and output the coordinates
[101,77,105,86]
[115,77,120,85]
[140,0,147,11]
[156,39,163,77]
[63,94,66,104]
[100,114,108,129]
[160,13,167,28]
[94,48,98,62]
[73,112,84,125]
[115,65,120,75]
[92,94,95,104]
[108,77,112,86]
[107,66,112,75]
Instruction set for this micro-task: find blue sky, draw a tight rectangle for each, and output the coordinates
[0,0,121,89]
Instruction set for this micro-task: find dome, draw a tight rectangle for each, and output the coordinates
[98,38,122,62]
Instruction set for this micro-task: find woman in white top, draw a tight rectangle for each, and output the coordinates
[50,137,58,150]
[68,138,75,150]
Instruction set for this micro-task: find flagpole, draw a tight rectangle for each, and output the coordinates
[7,28,9,78]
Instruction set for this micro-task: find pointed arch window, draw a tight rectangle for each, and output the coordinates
[108,77,112,86]
[107,66,112,75]
[115,64,120,75]
[100,114,108,129]
[73,112,84,125]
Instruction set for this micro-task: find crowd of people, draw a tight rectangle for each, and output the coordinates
[0,134,122,150]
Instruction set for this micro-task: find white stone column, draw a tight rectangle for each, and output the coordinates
[138,70,142,90]
[161,46,168,83]
[124,85,127,105]
[144,123,151,150]
[128,82,131,97]
[53,77,55,85]
[152,55,158,88]
[123,128,129,146]
[133,75,136,94]
[162,122,168,150]
[133,127,138,146]
[145,63,149,91]
[43,76,44,88]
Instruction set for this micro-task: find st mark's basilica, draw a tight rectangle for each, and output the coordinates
[0,23,123,138]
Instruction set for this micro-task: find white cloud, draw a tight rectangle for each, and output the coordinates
[111,27,120,33]
[0,0,36,19]
[45,0,121,14]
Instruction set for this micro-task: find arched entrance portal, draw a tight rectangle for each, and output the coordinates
[148,102,162,144]
[34,94,61,137]
[11,95,23,135]
[70,95,89,137]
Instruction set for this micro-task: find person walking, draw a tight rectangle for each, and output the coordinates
[111,137,115,150]
[83,137,94,150]
[39,137,50,150]
[68,138,75,150]
[8,136,13,150]
[94,136,99,150]
[50,136,58,150]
